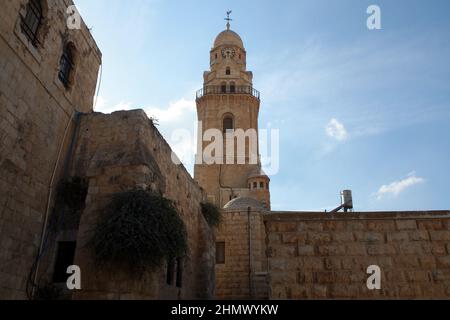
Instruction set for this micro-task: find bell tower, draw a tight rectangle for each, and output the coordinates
[194,16,271,209]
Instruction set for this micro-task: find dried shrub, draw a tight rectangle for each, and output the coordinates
[201,202,222,228]
[90,190,188,273]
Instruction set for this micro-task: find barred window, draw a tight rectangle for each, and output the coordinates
[20,0,43,46]
[58,43,75,88]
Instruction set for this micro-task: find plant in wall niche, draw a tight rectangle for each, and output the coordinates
[201,202,222,228]
[91,190,188,274]
[57,176,88,211]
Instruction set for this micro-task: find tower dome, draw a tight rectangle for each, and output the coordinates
[224,197,264,210]
[213,29,244,49]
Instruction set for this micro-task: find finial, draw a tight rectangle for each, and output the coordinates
[225,10,233,30]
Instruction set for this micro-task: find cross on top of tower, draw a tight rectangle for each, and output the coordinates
[225,10,233,30]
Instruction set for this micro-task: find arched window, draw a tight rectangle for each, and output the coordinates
[260,182,264,189]
[221,82,227,93]
[230,81,236,93]
[58,43,76,88]
[20,0,43,46]
[223,115,234,133]
[226,67,231,75]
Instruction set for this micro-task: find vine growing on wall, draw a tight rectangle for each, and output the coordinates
[90,190,188,273]
[201,202,222,228]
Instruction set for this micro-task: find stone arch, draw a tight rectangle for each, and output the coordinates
[222,113,234,134]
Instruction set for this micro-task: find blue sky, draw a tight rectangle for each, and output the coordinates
[74,0,450,212]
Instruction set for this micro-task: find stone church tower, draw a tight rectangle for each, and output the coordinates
[194,21,271,209]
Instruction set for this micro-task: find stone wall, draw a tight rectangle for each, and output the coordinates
[265,211,450,299]
[0,0,101,299]
[69,110,215,300]
[215,207,268,299]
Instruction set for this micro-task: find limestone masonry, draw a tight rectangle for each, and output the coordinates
[0,1,449,300]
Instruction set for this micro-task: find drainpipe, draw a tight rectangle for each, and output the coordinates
[31,111,81,298]
[247,206,254,299]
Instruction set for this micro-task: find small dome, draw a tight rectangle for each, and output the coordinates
[213,30,244,48]
[224,197,264,210]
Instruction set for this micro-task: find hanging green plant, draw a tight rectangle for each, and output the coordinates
[57,176,88,211]
[90,190,188,273]
[201,202,222,228]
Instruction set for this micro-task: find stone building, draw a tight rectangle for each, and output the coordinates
[1,2,449,300]
[0,0,101,299]
[0,0,214,300]
[195,25,450,300]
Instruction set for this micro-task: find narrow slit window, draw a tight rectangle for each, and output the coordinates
[166,259,175,285]
[216,242,225,264]
[176,258,183,288]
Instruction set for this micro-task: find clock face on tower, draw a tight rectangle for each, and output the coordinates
[221,47,236,58]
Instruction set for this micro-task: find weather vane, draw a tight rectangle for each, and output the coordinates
[225,10,233,30]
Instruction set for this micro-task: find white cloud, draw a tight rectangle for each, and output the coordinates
[325,118,348,141]
[376,172,425,200]
[93,96,198,174]
[94,96,133,114]
[144,98,195,123]
[93,97,196,123]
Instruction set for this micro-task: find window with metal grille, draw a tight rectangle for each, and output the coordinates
[20,0,43,46]
[58,44,75,88]
[52,241,76,283]
[216,242,225,264]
